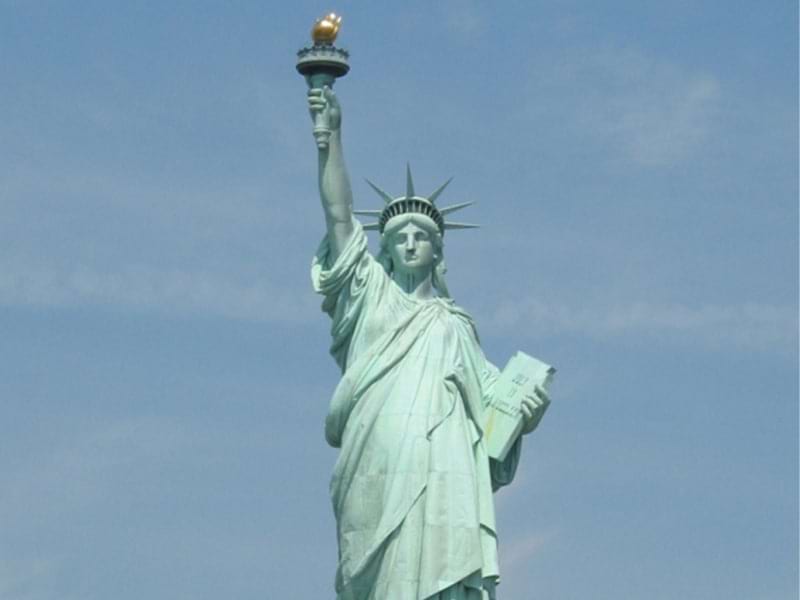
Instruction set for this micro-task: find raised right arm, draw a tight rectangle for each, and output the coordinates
[308,86,355,262]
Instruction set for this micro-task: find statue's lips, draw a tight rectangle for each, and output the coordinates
[397,255,434,270]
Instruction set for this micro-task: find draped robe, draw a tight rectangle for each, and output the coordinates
[312,221,521,600]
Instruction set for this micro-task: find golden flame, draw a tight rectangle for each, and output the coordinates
[312,13,342,44]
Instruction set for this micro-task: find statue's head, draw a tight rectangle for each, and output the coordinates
[380,213,441,268]
[357,165,479,298]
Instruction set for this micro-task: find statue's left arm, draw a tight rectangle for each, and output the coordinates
[474,349,550,491]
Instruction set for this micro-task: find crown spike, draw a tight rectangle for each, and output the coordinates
[439,201,474,216]
[364,179,394,204]
[427,177,453,204]
[443,222,480,230]
[362,166,478,236]
[405,163,415,198]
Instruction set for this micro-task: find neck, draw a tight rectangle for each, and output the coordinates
[392,270,435,299]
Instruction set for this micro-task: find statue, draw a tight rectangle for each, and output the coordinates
[298,15,552,600]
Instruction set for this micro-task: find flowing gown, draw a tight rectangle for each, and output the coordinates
[312,221,522,600]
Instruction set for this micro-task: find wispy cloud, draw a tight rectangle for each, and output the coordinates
[529,46,721,166]
[0,260,317,323]
[0,556,56,600]
[0,416,250,600]
[441,0,484,36]
[5,258,792,353]
[1,417,190,519]
[500,530,551,575]
[487,299,797,352]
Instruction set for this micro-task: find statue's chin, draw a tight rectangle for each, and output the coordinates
[393,263,433,277]
[391,264,436,297]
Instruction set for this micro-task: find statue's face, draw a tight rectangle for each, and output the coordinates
[387,221,437,276]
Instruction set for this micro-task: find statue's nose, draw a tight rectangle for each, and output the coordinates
[405,238,415,252]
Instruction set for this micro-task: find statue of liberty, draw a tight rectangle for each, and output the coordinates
[302,19,551,600]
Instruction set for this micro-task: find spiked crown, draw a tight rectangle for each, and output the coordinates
[354,165,478,236]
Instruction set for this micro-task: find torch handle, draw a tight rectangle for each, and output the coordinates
[307,72,336,150]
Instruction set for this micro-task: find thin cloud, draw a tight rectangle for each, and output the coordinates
[0,261,317,323]
[0,556,55,600]
[0,418,189,520]
[488,299,796,352]
[529,46,721,167]
[0,417,250,600]
[0,415,303,532]
[500,530,551,575]
[5,259,792,353]
[441,0,484,36]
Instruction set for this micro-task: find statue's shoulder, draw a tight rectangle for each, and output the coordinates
[438,298,481,341]
[437,296,470,315]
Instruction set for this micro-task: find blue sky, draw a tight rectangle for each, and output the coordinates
[1,1,796,599]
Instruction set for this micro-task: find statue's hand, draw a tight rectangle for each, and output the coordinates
[307,85,342,132]
[520,385,550,435]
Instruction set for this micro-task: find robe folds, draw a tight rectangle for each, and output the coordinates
[312,221,521,600]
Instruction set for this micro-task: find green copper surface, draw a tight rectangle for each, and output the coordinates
[303,42,552,600]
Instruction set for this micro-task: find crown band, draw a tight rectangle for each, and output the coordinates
[379,197,445,234]
[356,165,479,236]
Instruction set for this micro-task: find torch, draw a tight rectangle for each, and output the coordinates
[296,13,350,150]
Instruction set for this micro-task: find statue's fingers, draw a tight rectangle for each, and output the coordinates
[520,402,533,420]
[523,394,542,409]
[522,396,539,414]
[323,86,340,107]
[535,385,550,404]
[308,87,323,96]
